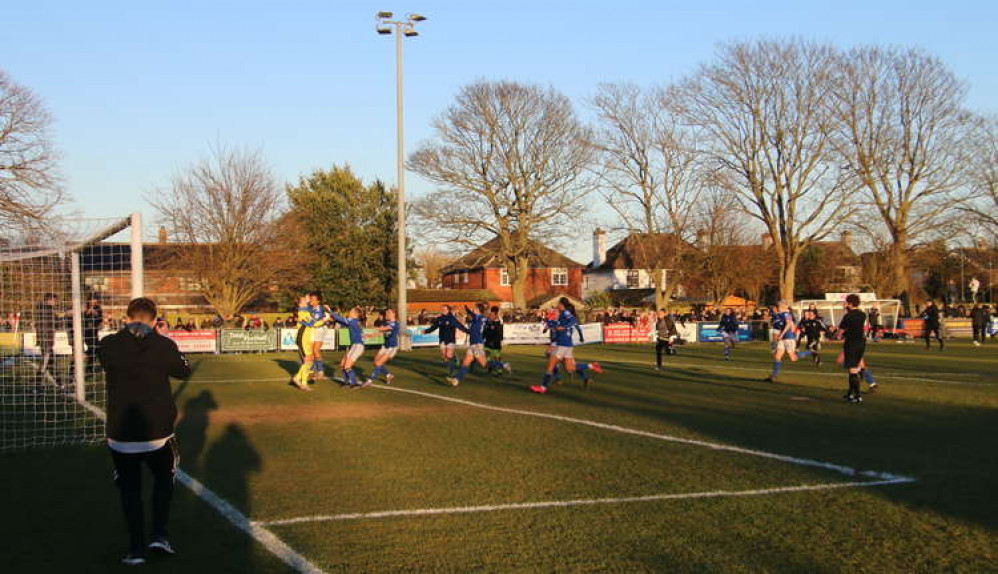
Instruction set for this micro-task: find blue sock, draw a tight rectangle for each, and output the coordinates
[371,365,383,379]
[552,365,561,382]
[576,363,590,381]
[542,373,552,388]
[381,365,391,377]
[771,361,782,378]
[341,368,349,384]
[314,360,324,373]
[862,369,874,385]
[724,346,730,358]
[445,359,454,376]
[457,364,467,383]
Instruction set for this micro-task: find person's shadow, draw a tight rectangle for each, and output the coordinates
[175,390,218,477]
[201,423,262,572]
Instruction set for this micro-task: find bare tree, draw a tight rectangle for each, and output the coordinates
[0,70,64,230]
[673,39,855,301]
[589,83,704,308]
[690,191,760,304]
[409,80,594,308]
[413,246,452,288]
[831,46,974,298]
[965,115,998,241]
[150,146,289,318]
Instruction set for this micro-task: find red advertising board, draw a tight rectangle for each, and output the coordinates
[603,323,653,344]
[899,319,925,338]
[168,330,218,353]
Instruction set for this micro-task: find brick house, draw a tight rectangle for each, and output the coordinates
[583,230,689,299]
[441,237,584,306]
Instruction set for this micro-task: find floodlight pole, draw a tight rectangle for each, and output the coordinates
[377,12,424,349]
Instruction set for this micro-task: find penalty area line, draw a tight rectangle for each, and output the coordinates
[255,477,914,527]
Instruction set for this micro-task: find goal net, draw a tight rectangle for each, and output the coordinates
[0,213,143,451]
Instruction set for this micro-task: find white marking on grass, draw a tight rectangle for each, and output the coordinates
[86,401,326,573]
[255,477,913,526]
[372,385,914,483]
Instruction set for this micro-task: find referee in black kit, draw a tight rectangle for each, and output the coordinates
[98,297,191,565]
[838,294,867,404]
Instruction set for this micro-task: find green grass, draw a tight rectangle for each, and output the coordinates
[2,341,997,572]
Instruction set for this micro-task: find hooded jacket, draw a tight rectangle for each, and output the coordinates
[98,324,191,442]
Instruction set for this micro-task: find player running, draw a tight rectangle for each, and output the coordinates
[837,294,868,404]
[654,309,678,369]
[306,292,330,381]
[423,305,469,379]
[531,298,601,395]
[331,307,367,388]
[921,300,944,351]
[542,310,563,383]
[483,306,511,376]
[796,309,830,366]
[763,300,798,383]
[367,308,400,385]
[449,303,489,387]
[718,308,740,361]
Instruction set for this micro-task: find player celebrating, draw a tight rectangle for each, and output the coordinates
[367,308,400,385]
[654,309,679,369]
[483,306,511,376]
[718,308,740,361]
[796,309,830,366]
[306,292,329,381]
[763,300,798,383]
[837,294,868,404]
[531,298,601,395]
[921,300,944,351]
[331,307,367,388]
[449,303,489,386]
[423,305,469,379]
[290,294,321,391]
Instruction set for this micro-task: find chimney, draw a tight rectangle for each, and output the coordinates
[158,226,168,244]
[977,238,988,250]
[592,228,607,267]
[761,232,772,249]
[841,230,853,251]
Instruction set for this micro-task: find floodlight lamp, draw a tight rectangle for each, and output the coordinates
[409,13,427,22]
[404,26,419,37]
[377,11,393,19]
[377,25,392,35]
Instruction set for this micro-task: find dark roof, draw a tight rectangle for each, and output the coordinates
[595,233,689,270]
[805,241,860,265]
[407,289,500,303]
[443,237,581,273]
[526,293,587,309]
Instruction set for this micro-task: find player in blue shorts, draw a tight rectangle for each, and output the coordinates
[763,300,798,383]
[331,307,367,388]
[531,298,601,394]
[367,308,400,385]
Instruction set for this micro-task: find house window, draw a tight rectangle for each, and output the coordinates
[626,269,640,288]
[551,268,568,286]
[500,268,510,286]
[179,276,204,292]
[461,272,469,284]
[84,276,110,293]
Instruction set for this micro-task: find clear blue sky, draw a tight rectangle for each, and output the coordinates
[4,1,997,260]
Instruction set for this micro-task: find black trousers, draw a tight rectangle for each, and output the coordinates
[110,439,178,552]
[924,327,943,349]
[973,325,986,343]
[656,338,672,366]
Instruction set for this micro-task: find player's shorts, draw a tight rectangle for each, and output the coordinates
[842,342,866,369]
[775,338,797,355]
[376,346,398,361]
[468,343,486,358]
[721,332,737,345]
[299,328,315,355]
[311,326,327,342]
[552,345,574,359]
[439,342,456,353]
[486,348,502,361]
[345,343,365,362]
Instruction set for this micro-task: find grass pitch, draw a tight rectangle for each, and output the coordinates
[2,341,996,573]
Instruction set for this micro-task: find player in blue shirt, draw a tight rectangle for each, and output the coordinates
[306,292,330,381]
[448,303,489,386]
[331,307,367,388]
[531,298,601,394]
[763,300,799,383]
[718,308,740,361]
[367,308,400,385]
[423,305,470,378]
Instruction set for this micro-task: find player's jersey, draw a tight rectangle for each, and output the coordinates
[297,306,316,327]
[332,313,364,346]
[554,310,579,347]
[483,319,503,349]
[798,318,828,341]
[425,313,467,344]
[838,309,867,344]
[466,311,486,345]
[719,314,740,334]
[772,311,796,340]
[382,320,400,349]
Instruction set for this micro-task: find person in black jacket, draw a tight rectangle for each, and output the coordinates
[796,309,830,367]
[483,306,511,375]
[971,304,989,346]
[921,300,944,351]
[98,297,191,566]
[34,292,63,388]
[83,295,104,366]
[654,309,678,370]
[836,294,867,404]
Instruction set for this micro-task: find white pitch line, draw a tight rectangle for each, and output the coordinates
[84,399,326,573]
[372,385,914,482]
[255,477,913,527]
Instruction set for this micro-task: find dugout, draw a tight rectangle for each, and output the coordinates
[794,295,902,335]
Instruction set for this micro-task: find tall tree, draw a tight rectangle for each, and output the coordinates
[413,247,451,288]
[409,80,594,308]
[965,115,998,241]
[832,46,974,298]
[151,146,288,318]
[286,165,402,308]
[674,39,855,301]
[590,83,703,308]
[0,70,64,230]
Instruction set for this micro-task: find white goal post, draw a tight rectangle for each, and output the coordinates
[793,296,902,334]
[0,213,143,451]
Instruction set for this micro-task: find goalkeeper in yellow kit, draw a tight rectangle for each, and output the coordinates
[292,294,327,391]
